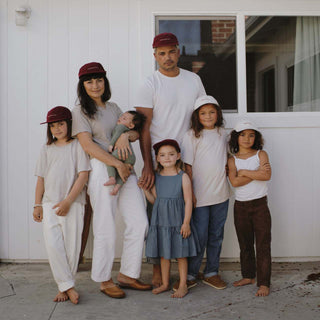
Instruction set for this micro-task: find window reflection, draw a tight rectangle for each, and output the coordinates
[157,18,237,111]
[246,16,320,112]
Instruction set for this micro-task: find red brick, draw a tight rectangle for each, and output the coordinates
[220,28,233,33]
[212,23,225,27]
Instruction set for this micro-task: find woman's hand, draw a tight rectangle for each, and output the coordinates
[53,199,72,216]
[33,207,43,222]
[114,133,132,160]
[180,223,191,239]
[116,162,133,182]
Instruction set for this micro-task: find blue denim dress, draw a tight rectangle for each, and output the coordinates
[145,171,199,260]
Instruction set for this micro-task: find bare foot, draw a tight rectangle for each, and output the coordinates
[66,287,79,304]
[104,177,116,186]
[152,264,162,288]
[171,285,188,298]
[152,284,170,295]
[256,285,270,297]
[110,184,121,195]
[53,291,69,302]
[233,278,255,287]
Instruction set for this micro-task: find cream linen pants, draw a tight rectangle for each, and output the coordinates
[88,158,148,282]
[42,202,84,292]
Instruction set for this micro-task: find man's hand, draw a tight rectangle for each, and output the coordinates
[138,165,154,190]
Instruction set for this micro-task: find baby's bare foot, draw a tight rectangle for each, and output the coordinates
[171,285,188,298]
[233,278,255,287]
[104,177,116,186]
[110,184,121,195]
[152,284,170,295]
[66,287,79,304]
[256,285,270,297]
[53,291,68,302]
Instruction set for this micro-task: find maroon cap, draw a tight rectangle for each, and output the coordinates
[153,139,181,155]
[152,33,179,48]
[40,106,72,124]
[78,62,106,78]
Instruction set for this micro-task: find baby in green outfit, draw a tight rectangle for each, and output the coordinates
[105,110,146,195]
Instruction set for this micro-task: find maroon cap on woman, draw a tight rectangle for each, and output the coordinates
[78,62,106,78]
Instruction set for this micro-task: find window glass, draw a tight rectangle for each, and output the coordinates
[157,17,237,111]
[246,16,320,112]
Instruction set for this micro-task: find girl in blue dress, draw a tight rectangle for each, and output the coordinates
[144,139,198,298]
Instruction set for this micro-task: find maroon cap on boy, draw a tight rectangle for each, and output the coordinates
[78,62,106,78]
[152,33,179,48]
[153,139,181,155]
[40,106,72,124]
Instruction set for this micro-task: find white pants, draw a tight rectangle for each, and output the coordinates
[88,158,148,282]
[42,202,84,292]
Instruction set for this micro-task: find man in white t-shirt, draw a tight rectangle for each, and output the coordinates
[135,32,206,287]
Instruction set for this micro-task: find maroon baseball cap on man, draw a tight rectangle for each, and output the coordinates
[152,33,179,48]
[78,62,106,78]
[40,106,72,124]
[153,139,181,155]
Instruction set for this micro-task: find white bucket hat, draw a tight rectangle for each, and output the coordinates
[194,95,219,111]
[234,119,258,132]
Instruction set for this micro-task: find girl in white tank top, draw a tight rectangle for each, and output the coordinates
[227,120,272,297]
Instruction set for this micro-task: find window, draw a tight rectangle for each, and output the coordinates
[156,15,320,113]
[246,16,320,112]
[156,17,237,112]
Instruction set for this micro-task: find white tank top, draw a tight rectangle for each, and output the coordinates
[233,150,268,201]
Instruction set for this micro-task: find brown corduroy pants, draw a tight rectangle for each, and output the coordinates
[234,196,272,287]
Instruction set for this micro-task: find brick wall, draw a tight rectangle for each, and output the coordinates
[211,20,235,43]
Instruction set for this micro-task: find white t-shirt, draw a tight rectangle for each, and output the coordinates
[233,151,268,201]
[35,139,91,205]
[181,128,230,207]
[135,68,206,149]
[72,102,122,153]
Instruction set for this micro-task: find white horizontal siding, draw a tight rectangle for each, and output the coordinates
[0,0,319,261]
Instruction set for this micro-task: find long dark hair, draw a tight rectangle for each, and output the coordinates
[191,103,224,138]
[77,73,111,119]
[228,130,264,154]
[46,119,73,145]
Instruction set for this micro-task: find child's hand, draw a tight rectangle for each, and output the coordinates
[108,145,114,153]
[260,162,271,172]
[52,199,71,216]
[180,223,191,239]
[237,169,245,177]
[33,207,43,222]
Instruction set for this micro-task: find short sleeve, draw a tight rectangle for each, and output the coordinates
[34,145,47,177]
[75,140,91,173]
[72,105,92,137]
[134,78,154,109]
[113,102,123,118]
[181,130,196,166]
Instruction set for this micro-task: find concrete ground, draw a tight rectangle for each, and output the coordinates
[0,261,319,320]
